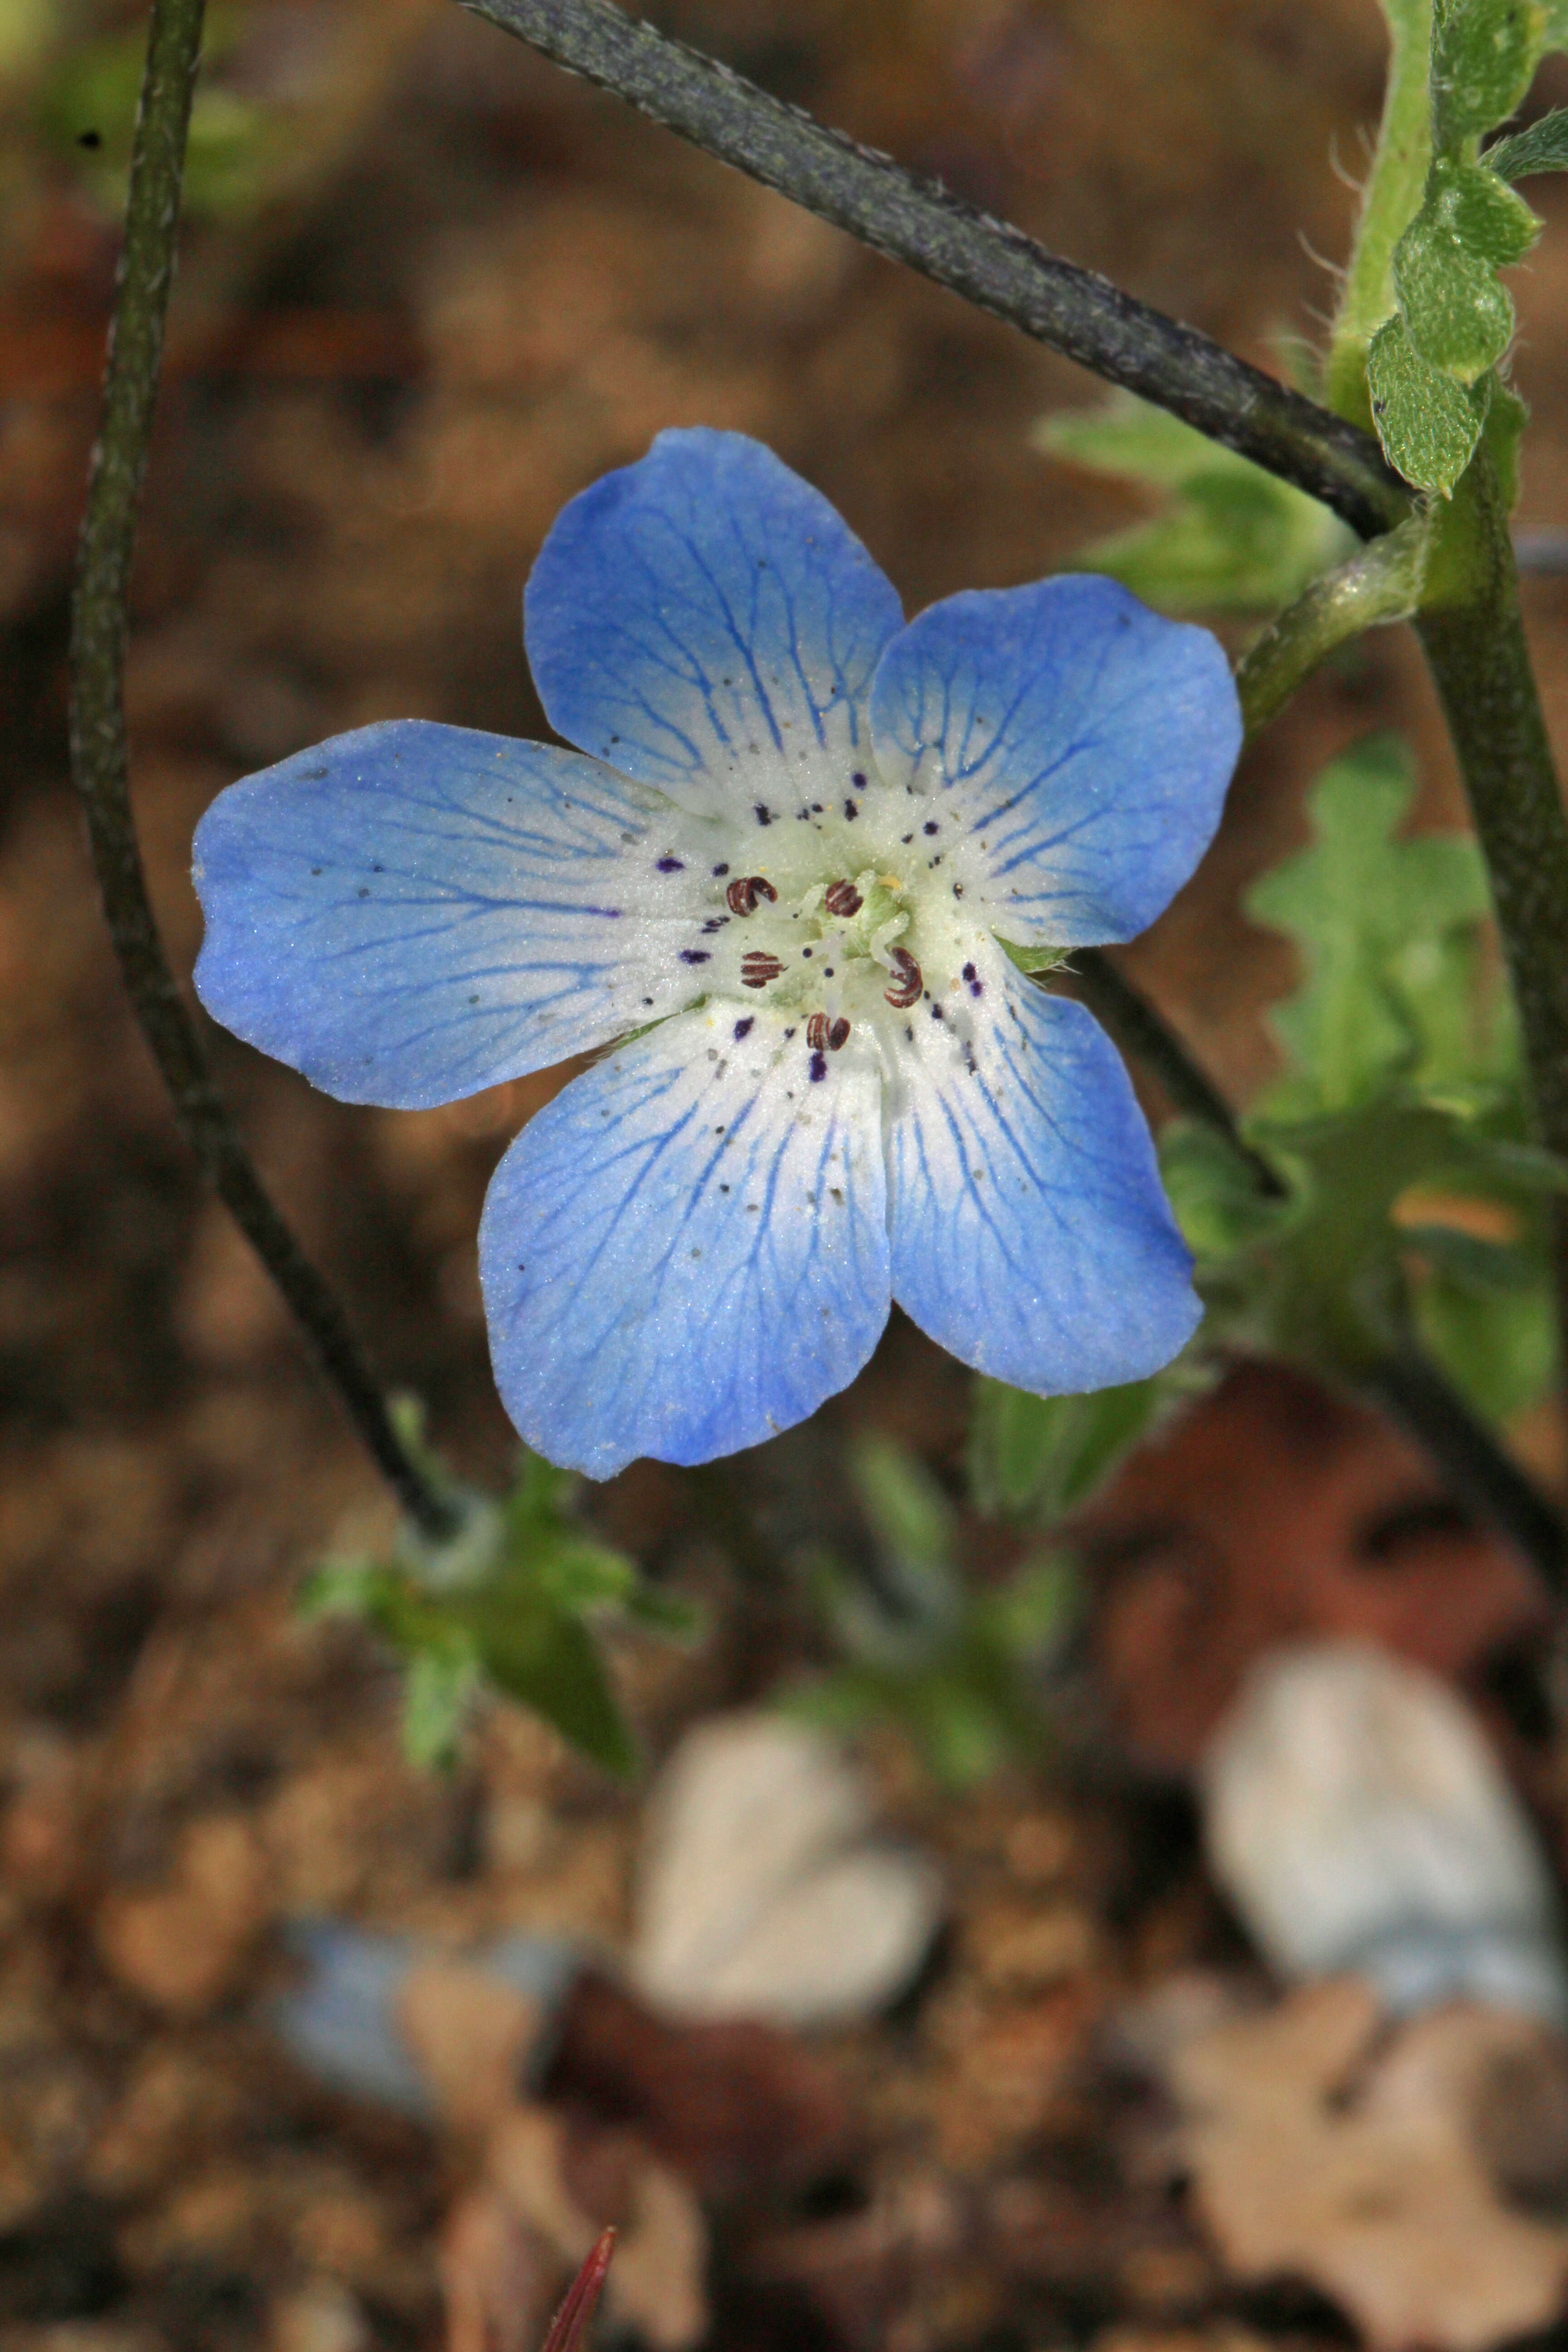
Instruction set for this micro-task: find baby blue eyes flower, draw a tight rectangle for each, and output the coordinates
[192,427,1242,1478]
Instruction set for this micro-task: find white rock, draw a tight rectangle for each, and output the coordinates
[1201,1640,1568,2026]
[630,1712,942,2027]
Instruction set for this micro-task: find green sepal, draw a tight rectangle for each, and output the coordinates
[1367,315,1492,491]
[1540,0,1568,46]
[1431,0,1544,148]
[1484,105,1568,176]
[1394,214,1516,381]
[1035,395,1352,616]
[995,936,1073,977]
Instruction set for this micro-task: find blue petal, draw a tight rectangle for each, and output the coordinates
[887,949,1199,1390]
[524,428,903,820]
[193,721,716,1108]
[478,1006,891,1475]
[868,576,1241,945]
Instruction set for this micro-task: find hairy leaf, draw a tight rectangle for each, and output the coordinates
[1367,315,1491,489]
[1396,213,1515,380]
[1431,0,1544,146]
[1484,106,1568,176]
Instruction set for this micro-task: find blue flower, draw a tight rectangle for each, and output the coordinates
[193,429,1242,1477]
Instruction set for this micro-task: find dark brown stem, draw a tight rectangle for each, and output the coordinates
[457,0,1408,538]
[68,0,456,1540]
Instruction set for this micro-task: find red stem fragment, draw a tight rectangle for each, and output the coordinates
[540,2230,616,2352]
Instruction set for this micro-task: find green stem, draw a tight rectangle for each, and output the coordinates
[1415,447,1568,1360]
[1235,512,1431,737]
[1326,0,1434,426]
[68,0,456,1541]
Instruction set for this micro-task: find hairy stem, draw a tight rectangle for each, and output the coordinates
[1416,450,1568,1362]
[69,0,456,1539]
[457,0,1408,538]
[1325,0,1434,426]
[1235,514,1430,738]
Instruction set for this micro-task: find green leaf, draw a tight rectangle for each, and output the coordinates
[1367,314,1491,490]
[849,1437,957,1570]
[1246,734,1491,1112]
[968,1373,1178,1519]
[298,1442,690,1777]
[1431,0,1544,147]
[1395,212,1516,381]
[1427,154,1543,254]
[1034,395,1352,615]
[996,936,1073,977]
[1484,105,1568,175]
[402,1648,481,1772]
[1159,1122,1293,1262]
[473,1603,637,1779]
[38,12,280,223]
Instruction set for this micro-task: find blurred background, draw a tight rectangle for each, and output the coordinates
[9,5,1568,2352]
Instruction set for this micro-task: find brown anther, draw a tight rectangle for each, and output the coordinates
[828,1017,851,1051]
[725,874,778,916]
[884,947,922,1009]
[806,1012,829,1052]
[823,879,862,918]
[741,951,785,989]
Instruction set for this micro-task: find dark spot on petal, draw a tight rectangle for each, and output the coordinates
[469,993,480,1005]
[810,803,823,814]
[713,862,730,876]
[310,866,322,876]
[852,770,867,786]
[657,855,685,872]
[843,798,859,821]
[783,1026,796,1039]
[642,997,655,1006]
[962,963,976,981]
[824,967,834,978]
[924,820,939,835]
[755,803,773,825]
[357,887,370,899]
[733,1017,754,1040]
[809,1051,828,1083]
[931,1003,944,1021]
[802,946,813,957]
[720,1183,730,1193]
[304,766,328,780]
[901,833,913,844]
[679,949,710,964]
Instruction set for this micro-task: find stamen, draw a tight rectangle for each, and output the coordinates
[741,951,785,989]
[884,946,922,1009]
[806,1012,829,1052]
[726,874,778,916]
[828,1017,850,1051]
[823,879,862,917]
